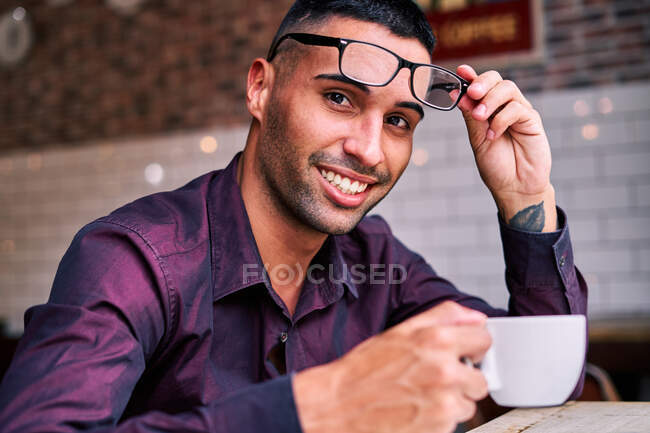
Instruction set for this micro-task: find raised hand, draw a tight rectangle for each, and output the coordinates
[455,64,557,232]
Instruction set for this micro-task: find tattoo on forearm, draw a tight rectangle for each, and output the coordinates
[509,201,545,232]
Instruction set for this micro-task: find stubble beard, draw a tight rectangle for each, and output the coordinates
[257,96,388,235]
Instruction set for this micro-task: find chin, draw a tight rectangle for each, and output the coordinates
[296,206,365,235]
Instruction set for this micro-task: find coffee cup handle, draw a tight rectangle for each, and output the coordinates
[479,348,502,392]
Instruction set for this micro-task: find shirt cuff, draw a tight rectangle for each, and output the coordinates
[498,207,575,292]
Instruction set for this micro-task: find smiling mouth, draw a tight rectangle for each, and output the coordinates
[319,168,370,195]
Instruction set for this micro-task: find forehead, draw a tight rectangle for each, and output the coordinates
[304,16,431,66]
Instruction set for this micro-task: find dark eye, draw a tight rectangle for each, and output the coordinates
[386,115,410,130]
[326,92,351,106]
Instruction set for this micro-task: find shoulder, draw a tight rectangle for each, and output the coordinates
[94,170,221,257]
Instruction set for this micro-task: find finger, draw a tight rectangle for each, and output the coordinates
[417,354,488,407]
[399,301,487,333]
[454,65,480,113]
[457,396,479,423]
[425,354,489,402]
[466,70,503,101]
[486,100,532,139]
[455,91,478,114]
[434,384,478,423]
[453,325,492,361]
[471,79,521,122]
[456,64,478,82]
[458,361,489,401]
[415,324,491,362]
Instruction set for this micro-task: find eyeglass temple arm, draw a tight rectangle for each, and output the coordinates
[428,79,469,92]
[267,33,340,61]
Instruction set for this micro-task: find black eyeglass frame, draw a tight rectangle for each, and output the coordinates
[266,32,469,111]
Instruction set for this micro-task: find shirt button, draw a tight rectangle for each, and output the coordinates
[559,256,566,267]
[279,332,288,343]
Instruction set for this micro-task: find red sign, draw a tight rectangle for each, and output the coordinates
[425,0,540,64]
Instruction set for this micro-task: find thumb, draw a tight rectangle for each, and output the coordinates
[455,65,489,148]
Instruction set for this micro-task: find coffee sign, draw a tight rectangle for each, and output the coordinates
[417,0,543,67]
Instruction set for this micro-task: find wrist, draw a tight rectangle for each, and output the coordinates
[494,185,557,232]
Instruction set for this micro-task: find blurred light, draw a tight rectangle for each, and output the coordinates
[144,163,164,185]
[411,148,429,166]
[573,100,590,117]
[597,97,613,114]
[27,153,42,171]
[12,7,26,21]
[1,240,16,254]
[200,136,218,154]
[581,124,599,141]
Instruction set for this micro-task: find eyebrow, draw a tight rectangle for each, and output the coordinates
[315,73,370,93]
[397,101,424,120]
[315,73,425,120]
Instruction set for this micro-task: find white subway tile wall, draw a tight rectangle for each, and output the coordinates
[1,83,649,335]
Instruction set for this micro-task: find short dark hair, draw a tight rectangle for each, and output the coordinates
[269,0,436,58]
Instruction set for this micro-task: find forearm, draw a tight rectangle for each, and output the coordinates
[498,208,588,399]
[500,207,587,316]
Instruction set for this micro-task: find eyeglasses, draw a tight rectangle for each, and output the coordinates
[267,32,469,111]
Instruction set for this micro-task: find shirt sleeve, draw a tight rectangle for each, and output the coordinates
[498,207,587,317]
[0,222,302,433]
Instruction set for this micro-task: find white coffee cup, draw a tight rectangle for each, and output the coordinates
[479,314,586,407]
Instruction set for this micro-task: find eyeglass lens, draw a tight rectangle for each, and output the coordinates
[339,42,462,110]
[340,42,399,85]
[413,65,462,109]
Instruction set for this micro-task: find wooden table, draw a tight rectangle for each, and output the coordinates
[467,401,650,433]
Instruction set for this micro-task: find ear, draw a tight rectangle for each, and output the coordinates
[246,58,275,123]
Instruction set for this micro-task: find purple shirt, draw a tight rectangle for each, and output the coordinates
[0,153,587,433]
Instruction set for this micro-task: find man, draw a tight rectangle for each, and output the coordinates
[0,1,587,432]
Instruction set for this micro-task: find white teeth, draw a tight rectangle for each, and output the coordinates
[319,168,369,195]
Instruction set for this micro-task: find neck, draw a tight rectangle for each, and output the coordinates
[238,125,327,315]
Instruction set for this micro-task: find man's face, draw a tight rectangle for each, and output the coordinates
[255,17,430,235]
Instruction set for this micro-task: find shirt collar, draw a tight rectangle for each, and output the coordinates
[207,152,358,302]
[319,235,360,299]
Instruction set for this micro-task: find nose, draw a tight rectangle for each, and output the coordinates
[342,113,386,167]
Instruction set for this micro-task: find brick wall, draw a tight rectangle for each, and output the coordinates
[0,0,293,152]
[0,0,648,152]
[1,82,649,334]
[501,0,650,91]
